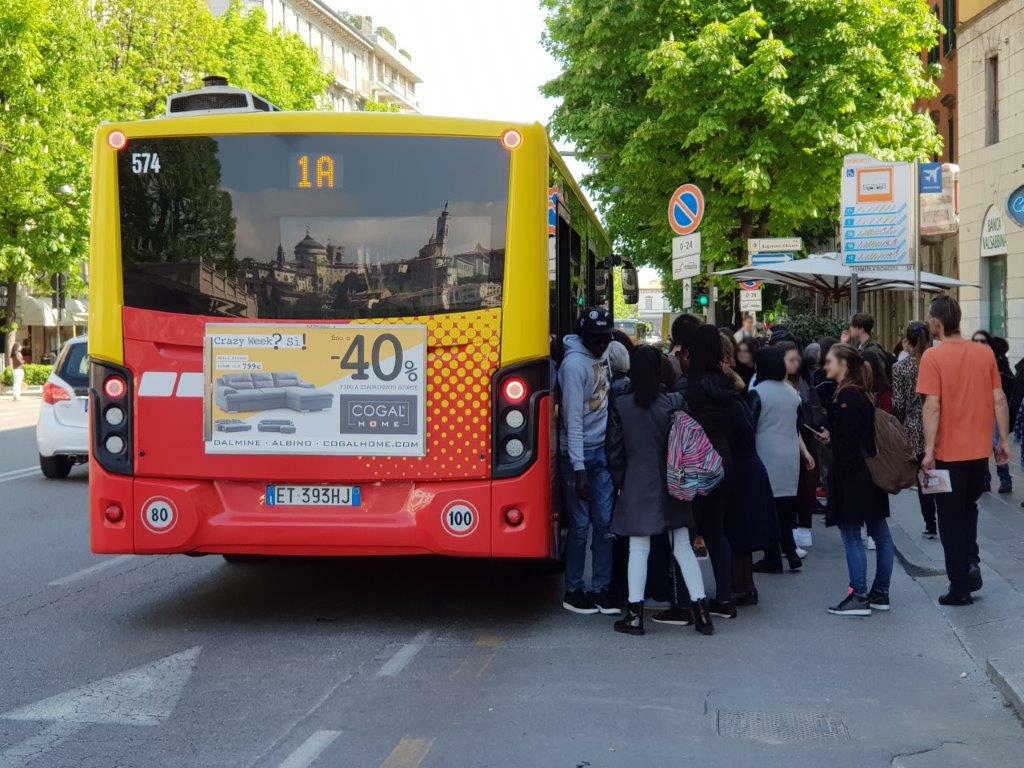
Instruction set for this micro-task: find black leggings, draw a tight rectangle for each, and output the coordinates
[693,482,733,602]
[763,495,799,567]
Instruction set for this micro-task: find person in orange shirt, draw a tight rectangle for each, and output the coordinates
[918,296,1011,606]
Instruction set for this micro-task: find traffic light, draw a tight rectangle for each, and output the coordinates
[697,293,709,308]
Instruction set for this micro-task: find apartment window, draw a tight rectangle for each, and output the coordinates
[947,114,955,161]
[943,0,956,55]
[930,111,940,161]
[928,5,941,64]
[986,55,999,145]
[644,296,653,310]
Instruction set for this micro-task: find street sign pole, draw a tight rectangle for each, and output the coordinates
[913,160,922,320]
[851,271,859,315]
[707,262,716,325]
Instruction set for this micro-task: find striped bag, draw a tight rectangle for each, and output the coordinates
[666,410,725,501]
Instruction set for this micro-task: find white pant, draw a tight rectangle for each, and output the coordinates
[12,368,24,399]
[627,528,707,604]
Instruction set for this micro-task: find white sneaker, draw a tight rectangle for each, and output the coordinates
[866,536,876,551]
[793,528,813,548]
[795,547,808,558]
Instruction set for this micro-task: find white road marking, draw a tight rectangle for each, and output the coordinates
[377,630,432,677]
[0,466,40,484]
[49,556,134,587]
[277,730,342,768]
[0,466,39,478]
[0,721,86,768]
[0,647,201,766]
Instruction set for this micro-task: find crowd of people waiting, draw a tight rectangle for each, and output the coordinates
[556,295,1016,635]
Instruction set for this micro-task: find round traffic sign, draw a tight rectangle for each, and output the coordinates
[441,500,478,537]
[141,496,176,534]
[667,184,705,236]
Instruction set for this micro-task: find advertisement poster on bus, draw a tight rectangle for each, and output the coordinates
[202,323,427,456]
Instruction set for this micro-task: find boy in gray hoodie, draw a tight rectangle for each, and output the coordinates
[558,308,619,615]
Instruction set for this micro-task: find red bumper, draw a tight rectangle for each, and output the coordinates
[89,414,555,559]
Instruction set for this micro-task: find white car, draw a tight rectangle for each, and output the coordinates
[36,335,90,479]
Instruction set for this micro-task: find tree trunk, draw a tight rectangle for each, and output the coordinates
[2,276,17,363]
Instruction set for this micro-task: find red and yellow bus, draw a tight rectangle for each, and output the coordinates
[88,81,630,561]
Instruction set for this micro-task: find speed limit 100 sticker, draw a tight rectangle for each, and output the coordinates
[441,501,478,537]
[141,497,177,534]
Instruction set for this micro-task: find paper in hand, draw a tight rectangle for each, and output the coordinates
[919,469,952,495]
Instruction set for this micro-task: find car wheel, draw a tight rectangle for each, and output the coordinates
[39,454,73,479]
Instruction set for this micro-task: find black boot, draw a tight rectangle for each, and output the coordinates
[692,598,715,635]
[614,602,645,635]
[786,554,803,571]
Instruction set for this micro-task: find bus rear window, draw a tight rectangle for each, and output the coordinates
[116,135,509,319]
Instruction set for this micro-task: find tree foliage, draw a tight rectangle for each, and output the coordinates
[1,0,334,354]
[0,0,98,348]
[213,0,333,111]
[542,0,943,307]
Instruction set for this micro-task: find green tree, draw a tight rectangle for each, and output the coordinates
[213,0,332,111]
[364,100,401,113]
[90,0,218,120]
[0,0,99,357]
[542,0,943,307]
[611,267,638,320]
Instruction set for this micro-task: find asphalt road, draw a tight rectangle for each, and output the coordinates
[1,403,1023,767]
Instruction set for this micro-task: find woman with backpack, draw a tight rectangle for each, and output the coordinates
[608,346,713,636]
[684,325,743,619]
[814,343,894,617]
[892,321,936,538]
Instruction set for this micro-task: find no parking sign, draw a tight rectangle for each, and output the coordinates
[667,184,705,236]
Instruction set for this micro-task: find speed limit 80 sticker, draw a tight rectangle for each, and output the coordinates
[441,501,478,537]
[141,497,177,534]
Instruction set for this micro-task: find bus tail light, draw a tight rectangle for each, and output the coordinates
[107,131,127,150]
[504,508,524,527]
[500,129,522,150]
[91,361,134,476]
[42,382,71,404]
[103,376,127,400]
[492,360,549,479]
[104,504,124,524]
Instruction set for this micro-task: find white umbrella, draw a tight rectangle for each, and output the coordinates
[714,253,973,302]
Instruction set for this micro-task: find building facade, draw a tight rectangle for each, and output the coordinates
[207,0,421,112]
[957,0,1023,357]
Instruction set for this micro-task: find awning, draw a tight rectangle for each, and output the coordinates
[15,289,55,327]
[14,287,88,327]
[714,253,974,302]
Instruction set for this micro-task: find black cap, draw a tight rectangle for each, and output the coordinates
[576,307,614,336]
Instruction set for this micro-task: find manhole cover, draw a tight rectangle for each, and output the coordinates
[717,709,850,743]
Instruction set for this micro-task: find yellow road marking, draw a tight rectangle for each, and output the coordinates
[452,635,505,679]
[475,635,505,648]
[380,738,435,768]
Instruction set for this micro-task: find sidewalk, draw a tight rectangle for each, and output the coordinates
[0,396,42,431]
[888,460,1024,721]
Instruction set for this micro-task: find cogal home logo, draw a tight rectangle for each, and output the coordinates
[339,395,418,435]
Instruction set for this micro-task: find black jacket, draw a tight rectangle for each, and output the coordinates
[825,386,889,527]
[684,371,741,466]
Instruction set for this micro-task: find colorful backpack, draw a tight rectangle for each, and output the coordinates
[666,410,725,501]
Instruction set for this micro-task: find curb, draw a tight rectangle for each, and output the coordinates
[986,656,1024,720]
[889,521,946,578]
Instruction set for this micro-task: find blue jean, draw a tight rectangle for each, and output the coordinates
[838,519,894,596]
[560,448,615,593]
